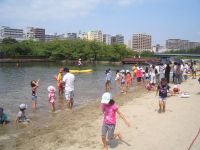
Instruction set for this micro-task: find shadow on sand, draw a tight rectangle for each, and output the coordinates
[109,139,131,149]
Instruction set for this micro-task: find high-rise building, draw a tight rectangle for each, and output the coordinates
[128,40,132,49]
[132,33,152,52]
[0,26,24,40]
[87,30,103,42]
[115,34,124,44]
[111,36,116,44]
[110,34,124,44]
[103,34,112,45]
[26,27,45,41]
[166,39,200,50]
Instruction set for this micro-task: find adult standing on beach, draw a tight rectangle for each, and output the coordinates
[150,65,156,85]
[192,61,198,79]
[62,67,75,110]
[165,64,171,83]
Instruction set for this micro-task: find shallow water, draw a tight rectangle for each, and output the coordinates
[0,62,134,126]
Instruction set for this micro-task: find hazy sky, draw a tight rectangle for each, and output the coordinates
[0,0,200,45]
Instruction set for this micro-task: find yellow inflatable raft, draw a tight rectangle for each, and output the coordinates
[69,69,93,73]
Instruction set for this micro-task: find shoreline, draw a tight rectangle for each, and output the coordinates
[0,85,147,150]
[0,59,121,65]
[1,75,200,149]
[9,78,200,149]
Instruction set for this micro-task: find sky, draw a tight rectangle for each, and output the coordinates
[0,0,200,45]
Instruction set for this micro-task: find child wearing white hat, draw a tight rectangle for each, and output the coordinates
[16,104,30,124]
[47,85,56,112]
[100,92,130,150]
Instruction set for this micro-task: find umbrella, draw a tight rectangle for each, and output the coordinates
[169,57,183,64]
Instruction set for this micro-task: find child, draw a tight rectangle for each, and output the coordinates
[100,92,130,150]
[120,70,126,94]
[115,70,121,88]
[172,84,180,94]
[146,80,153,91]
[31,79,39,112]
[136,67,142,86]
[16,104,30,124]
[47,85,56,112]
[125,70,132,89]
[156,78,169,113]
[0,107,9,127]
[105,69,112,92]
[57,67,64,96]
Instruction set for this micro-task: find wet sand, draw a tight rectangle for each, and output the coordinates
[1,78,200,150]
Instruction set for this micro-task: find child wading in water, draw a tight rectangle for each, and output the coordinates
[156,78,169,113]
[31,79,39,112]
[100,92,130,150]
[57,67,64,96]
[16,104,30,125]
[47,85,56,112]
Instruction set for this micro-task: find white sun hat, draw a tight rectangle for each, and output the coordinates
[47,85,56,92]
[19,104,27,110]
[101,92,112,104]
[120,69,125,73]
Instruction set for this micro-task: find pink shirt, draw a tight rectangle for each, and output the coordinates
[48,92,56,103]
[136,69,142,78]
[101,104,118,125]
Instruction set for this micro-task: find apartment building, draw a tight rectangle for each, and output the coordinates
[0,26,24,41]
[110,34,124,44]
[115,34,124,44]
[26,27,45,41]
[103,34,112,45]
[87,30,103,42]
[166,39,200,50]
[132,33,152,52]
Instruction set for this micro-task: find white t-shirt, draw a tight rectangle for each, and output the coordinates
[63,73,75,91]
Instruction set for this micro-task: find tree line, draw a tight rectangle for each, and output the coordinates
[0,38,154,61]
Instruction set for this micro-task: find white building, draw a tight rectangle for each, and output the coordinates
[103,34,112,45]
[0,26,24,41]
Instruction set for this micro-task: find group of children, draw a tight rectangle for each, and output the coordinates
[0,69,62,127]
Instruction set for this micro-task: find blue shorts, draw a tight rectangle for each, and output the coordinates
[32,95,37,101]
[159,96,166,101]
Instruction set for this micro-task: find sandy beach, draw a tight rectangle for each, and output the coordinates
[1,77,200,150]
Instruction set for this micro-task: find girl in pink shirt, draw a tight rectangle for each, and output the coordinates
[47,85,56,112]
[101,92,130,150]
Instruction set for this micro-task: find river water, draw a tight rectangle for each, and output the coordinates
[0,62,133,124]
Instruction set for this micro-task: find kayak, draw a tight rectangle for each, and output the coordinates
[186,74,200,76]
[69,69,93,73]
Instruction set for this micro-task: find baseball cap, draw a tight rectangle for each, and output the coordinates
[64,67,69,72]
[101,92,112,104]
